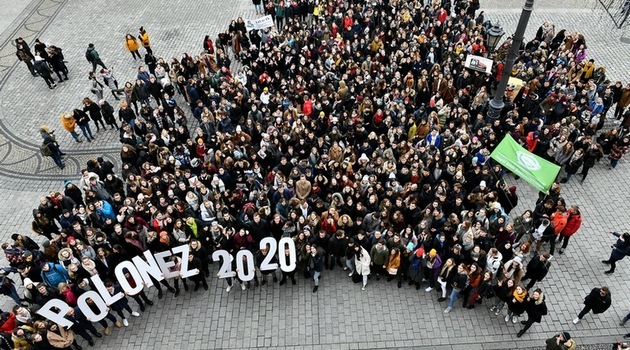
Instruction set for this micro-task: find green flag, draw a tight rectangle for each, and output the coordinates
[490,134,561,193]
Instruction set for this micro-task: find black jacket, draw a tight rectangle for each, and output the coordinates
[583,288,611,314]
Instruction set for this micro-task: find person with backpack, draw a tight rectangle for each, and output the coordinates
[39,126,64,169]
[85,43,107,72]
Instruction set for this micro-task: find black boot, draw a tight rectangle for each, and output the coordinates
[157,289,163,299]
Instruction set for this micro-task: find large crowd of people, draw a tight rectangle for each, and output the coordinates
[6,0,630,348]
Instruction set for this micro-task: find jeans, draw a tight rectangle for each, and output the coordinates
[345,259,355,274]
[313,271,320,286]
[51,149,64,168]
[69,130,81,141]
[611,159,619,168]
[78,123,94,140]
[447,289,460,309]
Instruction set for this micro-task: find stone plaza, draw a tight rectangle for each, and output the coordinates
[0,0,629,349]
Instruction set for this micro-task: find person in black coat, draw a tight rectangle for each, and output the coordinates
[64,306,101,346]
[522,252,551,290]
[573,286,611,324]
[308,245,325,293]
[517,288,548,337]
[560,148,584,183]
[33,55,56,89]
[186,253,208,291]
[82,98,106,132]
[104,282,139,326]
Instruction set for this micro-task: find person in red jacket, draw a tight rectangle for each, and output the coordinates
[0,312,16,333]
[557,205,582,254]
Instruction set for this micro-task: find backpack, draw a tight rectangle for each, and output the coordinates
[40,142,53,157]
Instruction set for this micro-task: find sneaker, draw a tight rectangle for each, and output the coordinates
[103,327,111,336]
[343,267,348,271]
[558,249,564,255]
[505,315,510,322]
[573,317,581,324]
[226,285,232,292]
[437,297,446,302]
[115,321,122,328]
[490,306,496,312]
[131,311,140,317]
[494,309,501,316]
[361,286,366,291]
[348,272,353,277]
[241,283,246,291]
[122,319,129,327]
[444,307,452,314]
[313,286,318,293]
[512,316,518,323]
[425,287,433,292]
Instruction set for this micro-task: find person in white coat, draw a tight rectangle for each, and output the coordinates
[354,245,371,291]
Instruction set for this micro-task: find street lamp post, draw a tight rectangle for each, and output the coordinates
[486,23,505,53]
[487,0,535,122]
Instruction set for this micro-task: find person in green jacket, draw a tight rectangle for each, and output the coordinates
[275,1,286,31]
[370,239,389,280]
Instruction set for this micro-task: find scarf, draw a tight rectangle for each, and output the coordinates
[81,259,97,275]
[513,289,527,303]
[187,220,199,238]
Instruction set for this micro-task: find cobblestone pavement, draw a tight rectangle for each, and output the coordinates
[0,0,629,349]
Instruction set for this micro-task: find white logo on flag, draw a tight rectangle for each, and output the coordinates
[516,151,541,171]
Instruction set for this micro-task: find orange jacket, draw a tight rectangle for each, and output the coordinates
[551,211,568,234]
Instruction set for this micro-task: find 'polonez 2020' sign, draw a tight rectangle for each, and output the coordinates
[38,238,298,326]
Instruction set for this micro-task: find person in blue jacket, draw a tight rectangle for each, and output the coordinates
[40,262,70,287]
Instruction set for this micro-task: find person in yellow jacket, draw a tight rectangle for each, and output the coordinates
[138,26,152,55]
[60,113,82,142]
[125,34,141,60]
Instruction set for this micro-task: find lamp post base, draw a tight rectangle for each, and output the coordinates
[487,98,505,121]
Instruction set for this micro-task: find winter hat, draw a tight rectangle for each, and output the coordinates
[406,242,414,251]
[493,203,501,210]
[359,153,369,162]
[509,186,517,194]
[23,278,34,288]
[64,180,71,187]
[562,332,571,340]
[429,249,437,258]
[42,240,50,248]
[479,180,486,188]
[10,234,19,241]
